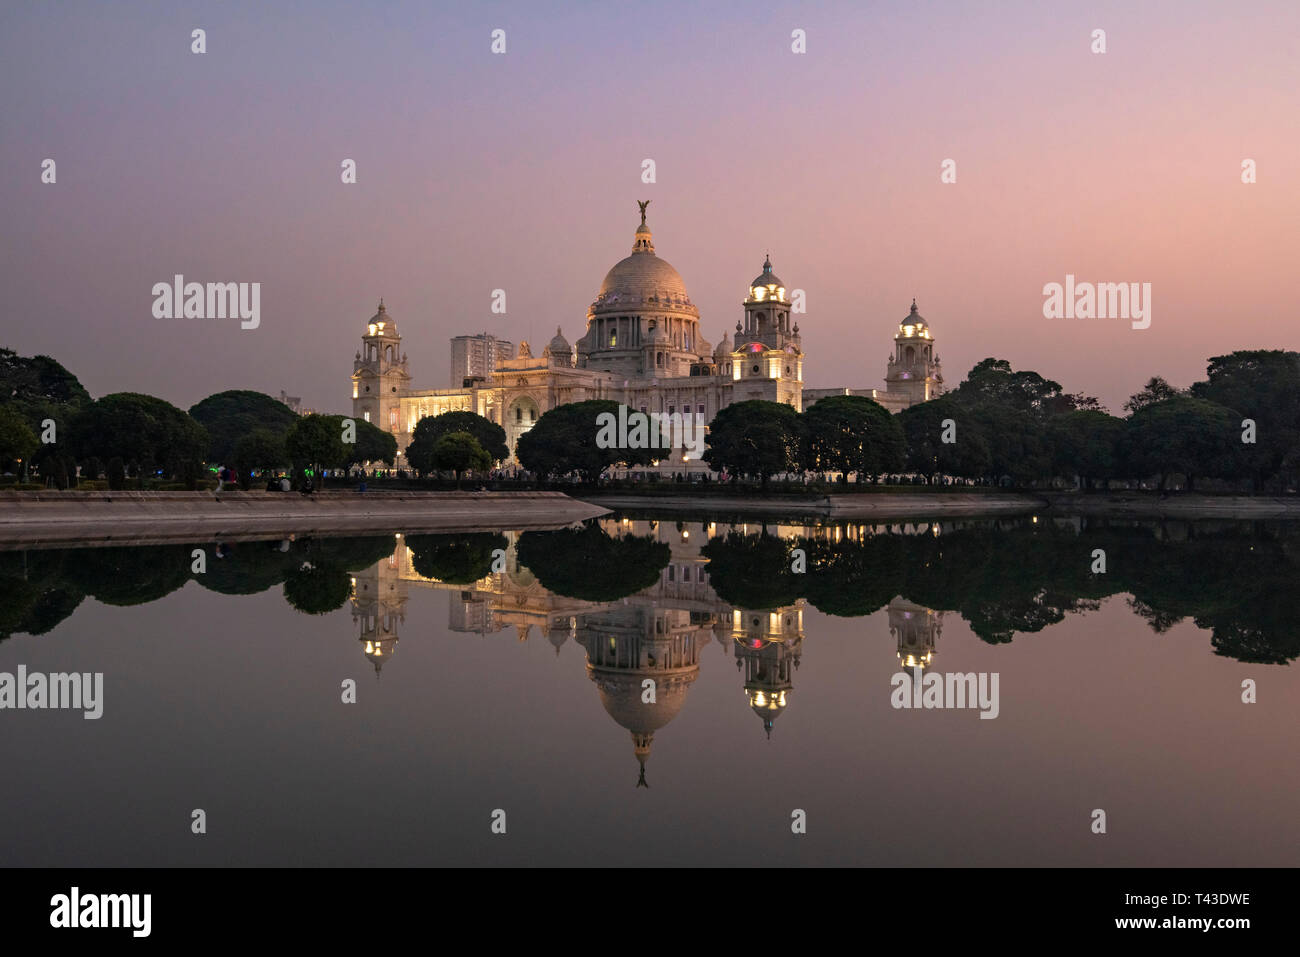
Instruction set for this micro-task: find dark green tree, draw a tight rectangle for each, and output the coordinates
[312,536,402,571]
[68,393,209,484]
[0,348,91,434]
[516,399,652,482]
[285,413,349,485]
[698,531,804,608]
[432,431,491,487]
[801,535,907,617]
[0,406,38,475]
[702,400,802,483]
[899,397,990,481]
[1124,376,1186,414]
[188,390,300,464]
[407,411,509,476]
[193,542,301,595]
[407,532,507,584]
[800,394,905,481]
[1047,410,1126,489]
[1190,350,1300,490]
[951,358,1076,415]
[1121,396,1239,490]
[348,417,398,468]
[66,545,193,606]
[0,551,86,639]
[969,402,1052,485]
[282,560,352,614]
[233,429,290,485]
[106,457,126,490]
[938,358,1090,485]
[515,524,668,601]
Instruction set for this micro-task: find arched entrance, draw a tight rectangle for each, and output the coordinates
[506,395,542,461]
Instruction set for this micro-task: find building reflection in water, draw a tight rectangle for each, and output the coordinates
[728,606,803,739]
[890,598,943,670]
[350,536,408,676]
[347,519,945,783]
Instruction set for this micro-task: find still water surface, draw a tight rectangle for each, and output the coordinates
[1,514,1296,866]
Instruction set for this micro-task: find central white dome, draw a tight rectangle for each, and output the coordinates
[589,216,698,317]
[596,252,691,305]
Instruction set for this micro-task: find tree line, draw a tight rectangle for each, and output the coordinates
[699,518,1300,664]
[7,519,1295,665]
[3,347,1296,492]
[0,351,398,489]
[514,350,1298,492]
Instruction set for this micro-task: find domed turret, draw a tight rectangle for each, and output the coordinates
[886,299,945,405]
[751,254,784,293]
[899,299,929,336]
[736,253,800,383]
[363,637,396,676]
[352,298,409,446]
[544,327,572,366]
[730,607,804,739]
[546,616,572,656]
[749,687,789,738]
[365,298,397,336]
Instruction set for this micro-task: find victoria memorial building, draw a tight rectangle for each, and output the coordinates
[350,204,946,470]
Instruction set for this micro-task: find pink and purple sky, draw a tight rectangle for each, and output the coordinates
[3,0,1297,413]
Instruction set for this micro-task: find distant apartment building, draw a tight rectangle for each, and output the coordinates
[277,390,303,414]
[450,333,514,387]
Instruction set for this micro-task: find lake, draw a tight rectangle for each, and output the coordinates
[1,514,1296,866]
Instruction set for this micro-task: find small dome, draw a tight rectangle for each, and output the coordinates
[547,326,570,354]
[364,639,395,676]
[713,331,732,359]
[546,623,569,656]
[750,691,788,739]
[751,254,783,291]
[902,299,928,329]
[365,298,397,334]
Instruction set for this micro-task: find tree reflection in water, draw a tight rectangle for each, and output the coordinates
[2,518,1295,787]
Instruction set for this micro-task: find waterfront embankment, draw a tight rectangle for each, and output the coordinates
[583,491,1047,519]
[4,489,1298,549]
[1039,492,1300,519]
[582,490,1300,521]
[0,490,610,547]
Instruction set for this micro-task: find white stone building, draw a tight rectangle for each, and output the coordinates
[350,205,944,469]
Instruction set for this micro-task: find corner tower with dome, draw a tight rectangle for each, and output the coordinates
[349,202,943,470]
[351,300,410,435]
[803,297,945,413]
[884,299,945,406]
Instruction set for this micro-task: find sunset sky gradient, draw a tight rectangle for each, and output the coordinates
[3,0,1297,413]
